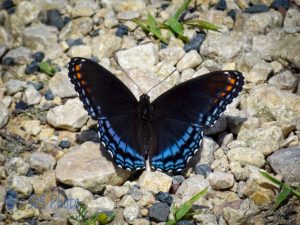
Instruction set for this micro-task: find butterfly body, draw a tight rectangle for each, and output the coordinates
[68,57,244,172]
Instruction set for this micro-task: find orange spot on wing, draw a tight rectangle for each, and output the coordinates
[81,80,86,86]
[220,92,227,97]
[76,73,82,79]
[226,85,233,91]
[75,65,80,71]
[228,77,236,85]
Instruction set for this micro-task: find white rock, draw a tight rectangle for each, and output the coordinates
[0,101,9,129]
[245,61,273,83]
[207,172,235,190]
[29,152,56,173]
[46,98,88,131]
[87,197,115,213]
[71,0,98,17]
[177,50,202,72]
[123,204,140,223]
[227,147,265,168]
[48,70,77,98]
[4,157,30,176]
[5,79,26,95]
[138,171,172,193]
[158,47,185,66]
[6,175,33,198]
[68,45,92,58]
[20,120,41,136]
[116,43,158,71]
[22,87,41,105]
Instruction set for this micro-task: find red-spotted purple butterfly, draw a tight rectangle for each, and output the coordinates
[68,57,244,172]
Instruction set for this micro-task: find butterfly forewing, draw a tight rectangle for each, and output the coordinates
[150,71,244,172]
[68,57,146,170]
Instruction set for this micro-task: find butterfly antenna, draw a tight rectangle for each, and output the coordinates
[113,53,144,94]
[146,68,177,95]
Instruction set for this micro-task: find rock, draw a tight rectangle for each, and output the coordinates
[48,70,77,98]
[0,26,13,48]
[0,101,9,128]
[227,147,265,167]
[194,164,213,177]
[29,152,56,173]
[201,31,249,60]
[119,195,136,208]
[245,61,273,83]
[11,204,39,221]
[237,126,283,155]
[205,116,227,135]
[104,185,129,201]
[4,79,26,95]
[236,51,262,73]
[199,137,219,165]
[241,84,300,122]
[268,70,298,90]
[123,204,140,223]
[23,24,58,52]
[20,120,41,136]
[22,87,42,105]
[158,47,185,66]
[29,170,56,195]
[194,213,218,225]
[112,0,146,12]
[87,197,115,213]
[71,0,98,17]
[60,17,93,40]
[45,9,64,30]
[15,1,40,26]
[267,146,300,184]
[133,219,150,225]
[104,9,119,28]
[155,192,173,206]
[56,142,131,192]
[4,47,32,65]
[177,50,202,72]
[91,32,122,59]
[207,172,234,190]
[137,190,155,207]
[68,45,92,58]
[283,9,300,34]
[46,98,88,131]
[176,175,210,202]
[184,33,206,52]
[148,202,170,222]
[116,43,158,71]
[116,24,129,37]
[4,157,30,176]
[117,11,140,20]
[229,162,248,181]
[65,187,93,205]
[31,0,68,10]
[138,171,172,193]
[6,175,33,198]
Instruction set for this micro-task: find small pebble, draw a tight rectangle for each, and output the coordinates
[172,175,185,185]
[46,9,64,30]
[155,192,173,206]
[90,29,100,37]
[5,189,18,210]
[15,101,29,110]
[66,38,84,47]
[32,52,45,62]
[2,57,14,66]
[227,9,236,21]
[271,0,290,10]
[244,5,269,13]
[2,0,14,10]
[59,140,71,149]
[215,0,227,10]
[194,164,213,177]
[184,33,206,52]
[116,24,129,37]
[25,61,39,74]
[177,220,196,225]
[149,202,170,222]
[44,90,54,101]
[28,81,44,90]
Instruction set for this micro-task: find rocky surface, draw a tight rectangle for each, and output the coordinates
[0,0,299,224]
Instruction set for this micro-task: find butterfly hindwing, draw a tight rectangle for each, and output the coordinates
[68,57,145,170]
[150,71,244,172]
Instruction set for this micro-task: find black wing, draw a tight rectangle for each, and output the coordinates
[68,57,145,170]
[150,71,244,172]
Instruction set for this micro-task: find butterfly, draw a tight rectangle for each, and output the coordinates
[68,57,244,172]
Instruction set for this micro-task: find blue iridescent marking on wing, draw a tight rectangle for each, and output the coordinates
[97,119,145,170]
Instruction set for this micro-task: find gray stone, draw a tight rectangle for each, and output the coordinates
[29,152,56,173]
[0,101,9,129]
[177,50,202,72]
[87,197,115,213]
[68,45,92,58]
[4,47,32,65]
[104,185,129,201]
[20,119,41,136]
[46,98,88,131]
[123,204,140,223]
[119,195,136,208]
[284,9,300,34]
[245,61,273,83]
[71,0,98,17]
[133,219,150,225]
[207,172,234,190]
[23,24,58,52]
[238,126,283,155]
[194,213,218,225]
[199,137,219,165]
[48,70,77,98]
[201,31,249,60]
[6,175,33,198]
[91,32,122,59]
[15,1,40,26]
[31,0,67,10]
[268,71,298,90]
[29,170,56,195]
[22,87,42,105]
[205,116,227,135]
[0,27,13,48]
[116,43,158,71]
[65,187,93,205]
[138,171,172,193]
[60,17,93,40]
[227,147,265,168]
[56,142,131,192]
[112,0,146,12]
[4,157,30,176]
[149,202,169,222]
[267,146,300,184]
[117,11,140,20]
[104,9,119,28]
[158,47,185,66]
[4,79,26,95]
[236,51,262,73]
[11,204,39,221]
